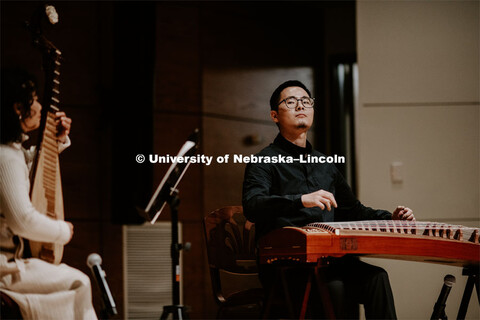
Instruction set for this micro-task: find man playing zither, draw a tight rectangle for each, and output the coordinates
[243,80,415,319]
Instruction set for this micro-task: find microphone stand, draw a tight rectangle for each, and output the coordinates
[431,275,455,320]
[160,189,188,320]
[100,301,113,320]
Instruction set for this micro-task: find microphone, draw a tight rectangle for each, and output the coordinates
[430,274,456,320]
[87,253,117,316]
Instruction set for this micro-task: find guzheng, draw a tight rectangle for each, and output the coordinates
[259,220,480,267]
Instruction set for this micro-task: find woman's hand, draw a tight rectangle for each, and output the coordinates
[55,111,72,143]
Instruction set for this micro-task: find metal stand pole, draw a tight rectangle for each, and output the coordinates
[160,191,188,320]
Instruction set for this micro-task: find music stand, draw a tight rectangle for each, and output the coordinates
[140,129,199,320]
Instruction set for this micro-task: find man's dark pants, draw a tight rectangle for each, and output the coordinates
[259,256,397,319]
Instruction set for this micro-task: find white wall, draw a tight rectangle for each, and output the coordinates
[356,1,479,319]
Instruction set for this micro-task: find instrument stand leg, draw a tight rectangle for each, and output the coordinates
[262,266,296,319]
[159,191,189,320]
[314,258,336,319]
[457,267,479,320]
[280,267,296,318]
[299,272,313,319]
[266,261,336,319]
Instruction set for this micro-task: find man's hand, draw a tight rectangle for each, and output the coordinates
[392,206,415,221]
[301,190,338,211]
[55,111,72,144]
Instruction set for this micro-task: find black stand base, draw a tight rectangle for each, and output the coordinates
[160,305,189,320]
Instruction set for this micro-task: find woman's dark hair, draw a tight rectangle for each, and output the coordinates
[1,68,37,144]
[269,80,312,111]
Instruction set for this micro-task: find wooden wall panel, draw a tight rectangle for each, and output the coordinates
[202,117,277,213]
[155,4,201,114]
[202,67,315,120]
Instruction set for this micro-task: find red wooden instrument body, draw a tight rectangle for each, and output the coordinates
[259,221,479,267]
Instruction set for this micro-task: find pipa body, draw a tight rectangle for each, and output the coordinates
[28,45,65,265]
[29,109,65,264]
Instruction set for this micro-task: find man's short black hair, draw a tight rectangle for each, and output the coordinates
[270,80,312,111]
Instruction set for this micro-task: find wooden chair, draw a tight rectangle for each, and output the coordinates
[203,206,264,319]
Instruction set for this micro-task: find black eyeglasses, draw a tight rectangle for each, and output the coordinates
[278,96,315,109]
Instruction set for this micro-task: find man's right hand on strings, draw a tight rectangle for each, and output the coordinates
[301,189,338,211]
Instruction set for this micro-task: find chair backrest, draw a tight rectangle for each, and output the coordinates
[203,206,257,274]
